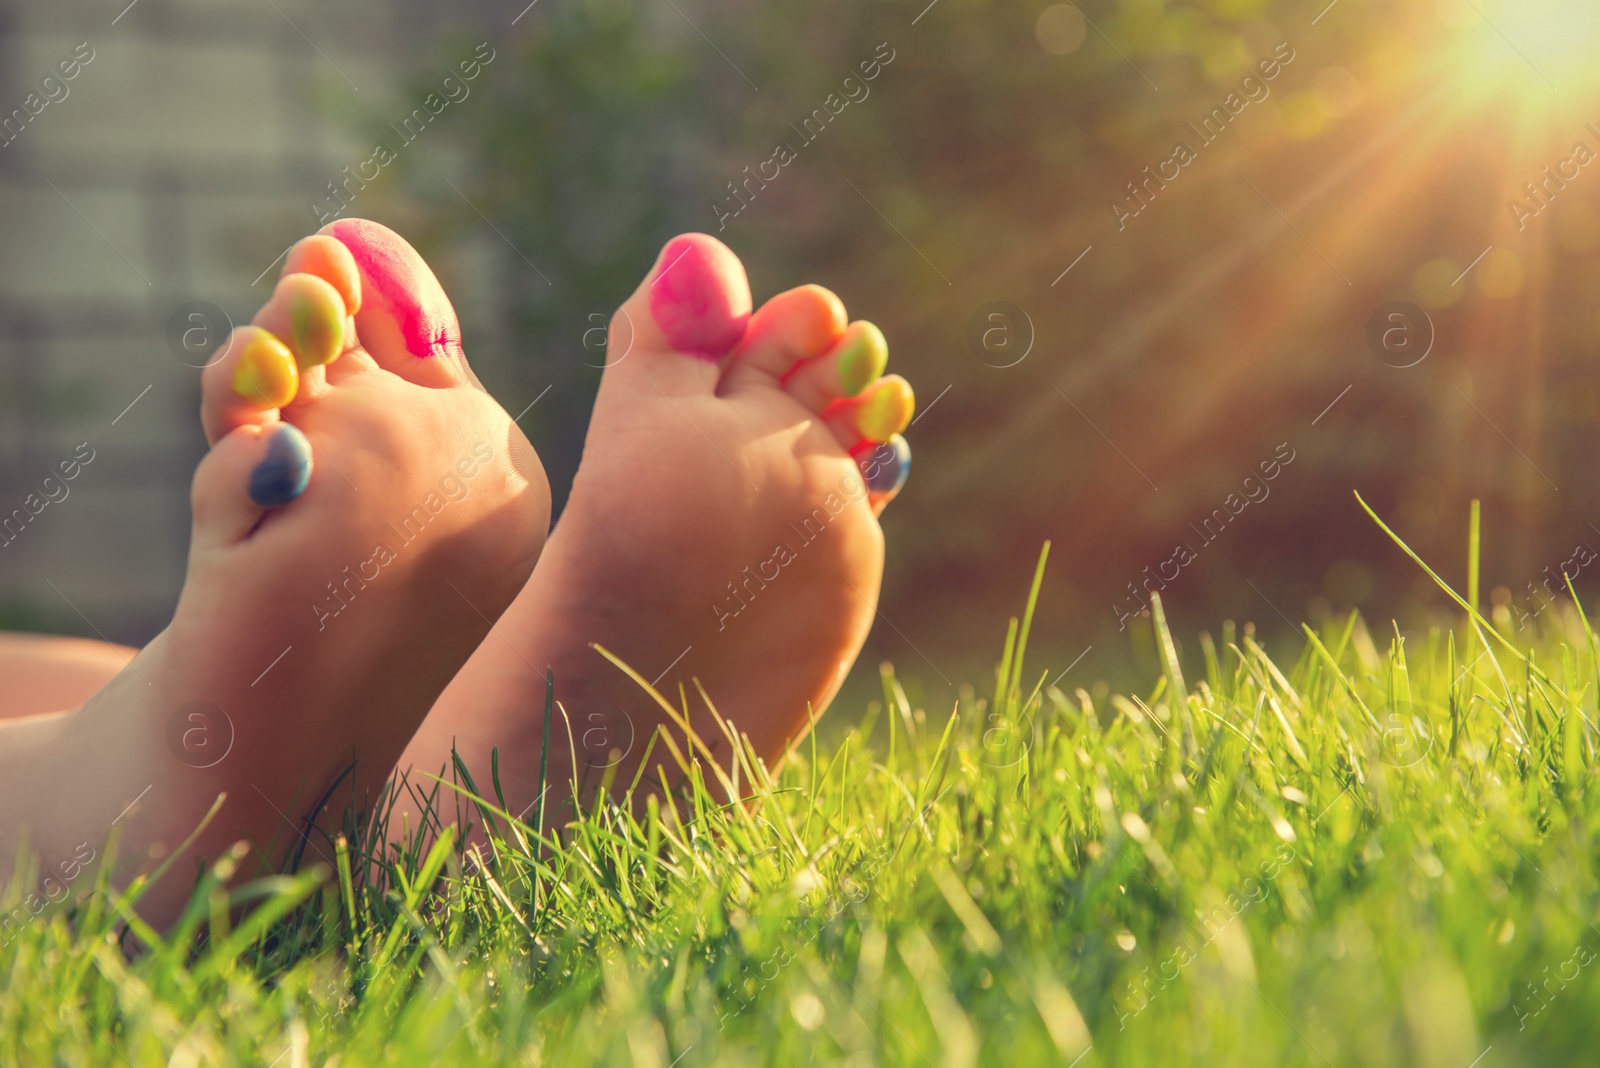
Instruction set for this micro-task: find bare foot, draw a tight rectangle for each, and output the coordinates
[0,220,549,925]
[399,233,911,828]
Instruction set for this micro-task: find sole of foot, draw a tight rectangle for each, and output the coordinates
[0,220,550,926]
[398,232,911,832]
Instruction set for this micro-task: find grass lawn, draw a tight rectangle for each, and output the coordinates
[7,521,1600,1066]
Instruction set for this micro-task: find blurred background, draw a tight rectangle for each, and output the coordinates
[4,0,1600,698]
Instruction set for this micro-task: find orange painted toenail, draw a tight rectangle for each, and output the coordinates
[285,235,362,315]
[855,378,914,442]
[232,332,299,409]
[648,235,751,359]
[755,285,846,353]
[834,321,888,397]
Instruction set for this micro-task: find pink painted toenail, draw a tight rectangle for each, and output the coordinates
[648,235,751,360]
[323,218,464,361]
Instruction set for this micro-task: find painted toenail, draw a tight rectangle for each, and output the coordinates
[324,218,465,361]
[285,235,362,315]
[835,322,888,397]
[855,378,915,442]
[857,434,911,494]
[648,235,751,360]
[289,283,345,369]
[231,332,298,409]
[248,423,313,508]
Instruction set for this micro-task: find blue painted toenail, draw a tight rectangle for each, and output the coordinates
[857,434,910,495]
[248,423,313,508]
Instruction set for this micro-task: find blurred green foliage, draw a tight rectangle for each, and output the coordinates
[378,0,1600,676]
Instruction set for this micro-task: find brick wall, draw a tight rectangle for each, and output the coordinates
[0,0,504,642]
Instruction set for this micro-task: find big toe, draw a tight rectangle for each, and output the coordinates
[605,233,753,396]
[320,217,472,389]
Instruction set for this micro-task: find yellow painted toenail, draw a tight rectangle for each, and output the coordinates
[835,321,888,397]
[856,378,914,442]
[289,284,345,369]
[232,332,299,409]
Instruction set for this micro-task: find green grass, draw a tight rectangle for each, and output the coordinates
[8,523,1600,1067]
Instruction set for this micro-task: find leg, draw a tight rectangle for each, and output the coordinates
[0,221,551,928]
[0,633,135,720]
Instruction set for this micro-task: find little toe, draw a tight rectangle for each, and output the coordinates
[320,218,472,390]
[782,320,888,412]
[720,284,846,395]
[190,421,313,549]
[853,434,912,515]
[199,326,298,445]
[823,374,915,446]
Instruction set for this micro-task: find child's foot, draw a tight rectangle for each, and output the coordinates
[398,233,911,825]
[0,220,549,924]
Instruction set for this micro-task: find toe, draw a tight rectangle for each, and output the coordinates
[823,374,914,446]
[253,272,348,371]
[854,434,911,514]
[283,234,362,315]
[647,234,752,361]
[781,319,887,412]
[320,217,472,390]
[605,234,753,396]
[719,285,846,396]
[191,422,313,549]
[200,326,298,446]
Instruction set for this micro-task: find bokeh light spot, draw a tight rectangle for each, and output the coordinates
[1278,92,1326,140]
[1414,259,1464,309]
[1313,67,1363,119]
[1202,38,1251,80]
[1036,5,1087,56]
[790,993,825,1031]
[1477,248,1525,299]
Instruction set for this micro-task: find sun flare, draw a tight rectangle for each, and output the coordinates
[1450,0,1600,99]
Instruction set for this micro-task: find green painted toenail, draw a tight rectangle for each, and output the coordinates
[835,322,888,397]
[287,279,345,369]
